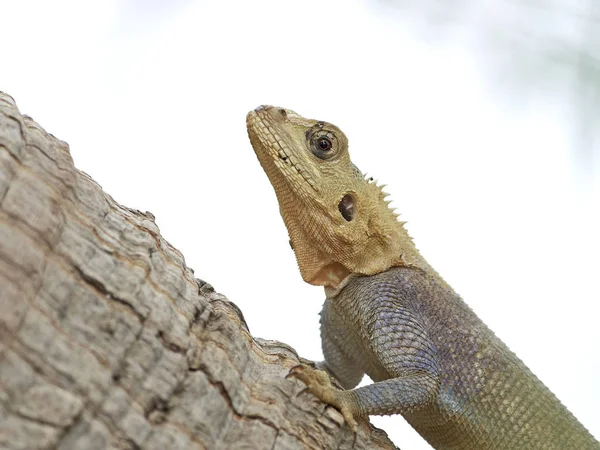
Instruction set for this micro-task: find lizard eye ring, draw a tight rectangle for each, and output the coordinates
[310,131,337,160]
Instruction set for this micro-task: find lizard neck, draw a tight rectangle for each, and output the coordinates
[324,240,432,299]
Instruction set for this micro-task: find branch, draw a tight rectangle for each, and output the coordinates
[0,92,397,450]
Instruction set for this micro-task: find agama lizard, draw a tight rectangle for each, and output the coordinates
[246,105,599,449]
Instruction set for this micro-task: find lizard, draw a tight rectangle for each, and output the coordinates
[246,105,599,449]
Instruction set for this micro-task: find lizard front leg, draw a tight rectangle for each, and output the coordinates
[288,298,441,432]
[286,312,367,431]
[288,365,439,432]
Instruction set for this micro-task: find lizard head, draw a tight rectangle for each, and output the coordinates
[247,105,415,288]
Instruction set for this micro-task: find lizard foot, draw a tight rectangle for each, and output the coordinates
[287,364,360,432]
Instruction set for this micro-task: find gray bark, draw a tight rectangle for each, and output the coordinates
[0,92,396,450]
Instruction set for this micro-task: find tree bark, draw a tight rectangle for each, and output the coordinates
[0,92,396,450]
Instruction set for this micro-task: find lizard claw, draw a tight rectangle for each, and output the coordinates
[285,364,305,379]
[287,364,330,385]
[286,363,360,433]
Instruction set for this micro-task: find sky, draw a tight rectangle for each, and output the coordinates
[2,0,599,448]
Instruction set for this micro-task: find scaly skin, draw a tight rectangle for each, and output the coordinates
[246,105,599,449]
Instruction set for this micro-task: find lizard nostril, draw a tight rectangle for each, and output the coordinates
[278,108,287,118]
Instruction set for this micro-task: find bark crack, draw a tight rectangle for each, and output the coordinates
[70,263,145,323]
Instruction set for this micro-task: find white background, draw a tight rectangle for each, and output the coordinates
[3,1,599,448]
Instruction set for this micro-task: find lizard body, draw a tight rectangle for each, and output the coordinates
[246,105,599,449]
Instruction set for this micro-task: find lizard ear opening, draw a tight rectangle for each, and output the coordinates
[338,194,355,221]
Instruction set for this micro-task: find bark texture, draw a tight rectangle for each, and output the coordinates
[0,92,396,450]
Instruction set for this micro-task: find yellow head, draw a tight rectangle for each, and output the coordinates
[247,105,417,288]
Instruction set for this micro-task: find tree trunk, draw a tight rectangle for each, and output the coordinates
[0,92,396,450]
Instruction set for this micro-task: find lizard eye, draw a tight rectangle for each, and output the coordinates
[310,131,337,160]
[318,138,332,151]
